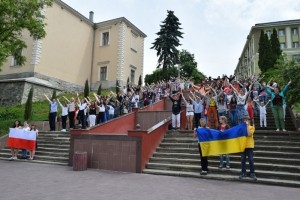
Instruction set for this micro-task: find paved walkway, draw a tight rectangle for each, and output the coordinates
[0,160,299,200]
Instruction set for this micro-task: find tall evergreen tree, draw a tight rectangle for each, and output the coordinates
[138,75,142,86]
[51,90,57,100]
[151,10,183,72]
[24,87,33,121]
[116,80,120,94]
[84,79,89,98]
[97,84,102,95]
[270,28,282,66]
[258,31,273,73]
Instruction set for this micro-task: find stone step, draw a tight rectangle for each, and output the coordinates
[0,152,69,162]
[149,157,300,173]
[162,138,300,147]
[37,140,70,145]
[145,163,300,181]
[153,149,300,159]
[142,169,300,188]
[155,147,300,155]
[152,152,300,165]
[0,157,68,166]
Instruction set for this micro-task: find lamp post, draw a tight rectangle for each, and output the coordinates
[176,64,181,79]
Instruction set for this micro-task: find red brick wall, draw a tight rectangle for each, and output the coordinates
[70,134,141,172]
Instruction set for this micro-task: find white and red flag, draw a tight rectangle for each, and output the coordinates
[7,128,36,150]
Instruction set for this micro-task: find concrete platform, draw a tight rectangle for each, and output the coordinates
[0,160,299,200]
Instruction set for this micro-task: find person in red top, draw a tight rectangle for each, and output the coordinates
[246,97,255,126]
[218,116,230,169]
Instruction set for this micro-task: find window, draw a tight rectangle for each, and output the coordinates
[266,30,272,39]
[278,29,285,36]
[292,28,298,35]
[293,42,299,48]
[293,55,300,63]
[100,66,107,81]
[280,43,286,49]
[11,48,22,66]
[101,32,109,46]
[130,69,135,83]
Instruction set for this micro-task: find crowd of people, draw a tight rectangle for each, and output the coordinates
[9,73,293,181]
[9,120,38,161]
[168,74,292,180]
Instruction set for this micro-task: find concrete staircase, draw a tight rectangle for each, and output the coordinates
[0,131,70,166]
[144,105,300,187]
[143,130,300,187]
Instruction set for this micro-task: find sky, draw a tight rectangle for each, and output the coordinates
[62,0,300,78]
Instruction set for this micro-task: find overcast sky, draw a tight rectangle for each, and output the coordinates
[62,0,300,78]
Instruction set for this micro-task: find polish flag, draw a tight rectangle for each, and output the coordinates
[7,128,36,150]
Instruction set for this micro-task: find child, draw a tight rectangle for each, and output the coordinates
[254,100,271,127]
[194,118,209,175]
[218,116,230,169]
[239,115,257,180]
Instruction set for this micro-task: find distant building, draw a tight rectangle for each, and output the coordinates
[234,19,300,80]
[0,0,146,106]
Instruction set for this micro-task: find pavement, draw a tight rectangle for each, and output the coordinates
[0,160,299,200]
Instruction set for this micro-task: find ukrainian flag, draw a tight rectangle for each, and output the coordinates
[196,123,248,156]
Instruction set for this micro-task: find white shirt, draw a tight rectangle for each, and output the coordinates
[259,105,267,115]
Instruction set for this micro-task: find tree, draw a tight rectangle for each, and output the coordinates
[84,79,89,98]
[258,31,273,73]
[262,54,300,106]
[270,28,282,67]
[178,50,205,83]
[97,84,102,95]
[144,67,178,85]
[0,0,53,69]
[51,90,57,100]
[24,87,33,121]
[151,10,183,72]
[138,75,142,86]
[116,80,120,94]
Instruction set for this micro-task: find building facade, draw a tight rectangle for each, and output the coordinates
[0,0,146,106]
[234,19,300,80]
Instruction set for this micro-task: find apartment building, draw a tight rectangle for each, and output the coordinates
[234,19,300,79]
[0,0,146,106]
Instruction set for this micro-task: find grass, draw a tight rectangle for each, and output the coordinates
[294,103,300,113]
[0,90,111,136]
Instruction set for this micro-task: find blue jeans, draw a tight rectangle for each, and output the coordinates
[21,149,28,158]
[230,109,237,126]
[236,105,247,124]
[241,148,255,175]
[219,154,230,167]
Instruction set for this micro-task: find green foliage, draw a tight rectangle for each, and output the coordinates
[151,10,183,71]
[144,67,178,85]
[24,87,33,121]
[144,49,206,85]
[178,50,205,83]
[258,30,281,73]
[138,75,142,86]
[51,90,57,100]
[97,84,102,95]
[262,55,300,106]
[0,0,53,69]
[270,28,282,67]
[84,79,89,98]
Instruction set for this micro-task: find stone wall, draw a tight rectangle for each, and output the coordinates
[0,72,83,93]
[0,80,62,107]
[0,72,85,106]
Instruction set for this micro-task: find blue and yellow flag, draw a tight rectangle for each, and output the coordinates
[196,123,248,156]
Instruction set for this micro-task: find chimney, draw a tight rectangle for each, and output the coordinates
[89,11,94,22]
